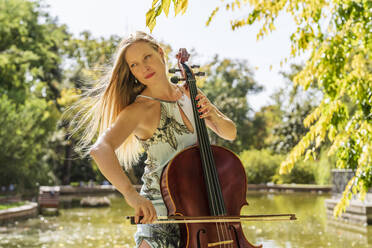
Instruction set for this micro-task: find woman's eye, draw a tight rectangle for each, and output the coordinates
[130,64,136,68]
[145,54,151,59]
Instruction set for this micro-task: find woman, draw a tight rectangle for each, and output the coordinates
[72,31,236,247]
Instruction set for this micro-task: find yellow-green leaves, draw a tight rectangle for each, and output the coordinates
[206,7,220,26]
[144,0,372,218]
[163,0,171,16]
[146,0,189,32]
[57,88,82,107]
[175,0,188,15]
[146,2,163,32]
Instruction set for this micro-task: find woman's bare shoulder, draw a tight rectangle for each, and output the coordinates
[117,97,157,121]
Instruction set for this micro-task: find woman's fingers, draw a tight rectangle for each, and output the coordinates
[196,94,215,119]
[196,95,208,108]
[126,191,157,224]
[195,93,206,103]
[134,208,142,224]
[141,205,151,224]
[138,200,157,224]
[199,108,211,118]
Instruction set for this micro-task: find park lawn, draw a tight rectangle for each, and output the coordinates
[279,183,332,188]
[0,202,25,210]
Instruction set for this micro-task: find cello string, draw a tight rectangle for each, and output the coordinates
[190,78,234,247]
[189,79,223,214]
[203,138,233,247]
[188,77,224,245]
[203,138,234,248]
[190,80,232,247]
[188,78,229,247]
[189,79,215,212]
[197,111,230,247]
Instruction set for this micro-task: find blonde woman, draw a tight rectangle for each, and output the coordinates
[73,31,236,247]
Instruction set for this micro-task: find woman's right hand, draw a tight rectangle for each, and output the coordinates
[124,189,157,224]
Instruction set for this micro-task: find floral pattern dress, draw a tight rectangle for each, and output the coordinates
[134,91,197,248]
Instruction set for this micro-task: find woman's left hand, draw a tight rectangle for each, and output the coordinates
[195,92,217,120]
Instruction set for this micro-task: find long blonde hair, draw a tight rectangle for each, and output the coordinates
[67,31,162,170]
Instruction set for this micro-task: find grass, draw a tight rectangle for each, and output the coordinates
[0,202,25,210]
[278,183,332,188]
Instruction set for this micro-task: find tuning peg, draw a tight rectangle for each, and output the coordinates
[170,76,186,84]
[194,72,205,77]
[191,65,200,68]
[169,68,181,74]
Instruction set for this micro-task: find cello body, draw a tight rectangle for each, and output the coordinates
[161,145,262,248]
[159,48,262,248]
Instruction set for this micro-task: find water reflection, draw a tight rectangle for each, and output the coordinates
[0,193,370,247]
[241,192,371,248]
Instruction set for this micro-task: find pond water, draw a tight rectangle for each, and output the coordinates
[0,192,370,248]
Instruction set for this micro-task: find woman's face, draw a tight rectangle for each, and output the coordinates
[125,41,166,86]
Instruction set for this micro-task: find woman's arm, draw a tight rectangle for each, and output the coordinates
[179,84,237,141]
[203,106,237,141]
[89,103,157,224]
[90,141,136,197]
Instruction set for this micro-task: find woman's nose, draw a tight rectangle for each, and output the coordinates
[142,65,151,73]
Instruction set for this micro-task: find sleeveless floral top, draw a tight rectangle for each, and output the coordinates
[135,90,197,217]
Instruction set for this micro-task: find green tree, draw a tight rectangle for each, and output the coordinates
[0,94,58,191]
[0,0,70,103]
[198,55,263,153]
[56,31,122,184]
[0,0,120,188]
[270,64,322,154]
[146,0,372,216]
[0,0,71,191]
[271,102,314,154]
[240,149,282,184]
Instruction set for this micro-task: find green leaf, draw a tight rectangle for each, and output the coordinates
[174,0,182,16]
[206,7,219,26]
[151,0,160,8]
[146,7,156,27]
[163,0,171,17]
[181,0,188,14]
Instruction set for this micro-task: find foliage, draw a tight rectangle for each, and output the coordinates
[0,0,70,103]
[146,0,372,216]
[55,32,122,184]
[312,149,336,185]
[239,149,282,184]
[273,160,316,184]
[198,55,263,153]
[0,0,71,189]
[269,64,322,154]
[240,149,333,185]
[270,102,314,154]
[0,0,119,187]
[146,0,189,32]
[249,104,282,150]
[273,149,336,185]
[63,31,122,88]
[0,94,59,190]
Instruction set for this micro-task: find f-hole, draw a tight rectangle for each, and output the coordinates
[229,225,241,248]
[197,229,206,248]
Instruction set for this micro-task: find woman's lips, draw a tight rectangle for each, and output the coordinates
[145,72,155,79]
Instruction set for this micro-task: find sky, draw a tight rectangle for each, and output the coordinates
[44,0,307,112]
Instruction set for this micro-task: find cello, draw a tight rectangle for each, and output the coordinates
[128,48,296,248]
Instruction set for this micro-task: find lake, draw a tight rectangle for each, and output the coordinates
[0,192,370,248]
